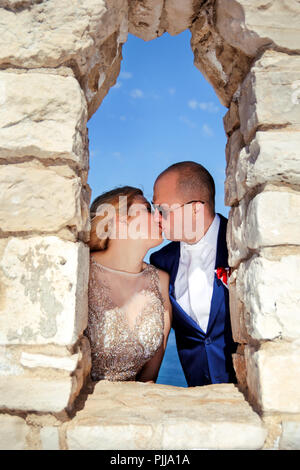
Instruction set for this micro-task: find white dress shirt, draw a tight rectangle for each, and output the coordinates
[174,214,220,333]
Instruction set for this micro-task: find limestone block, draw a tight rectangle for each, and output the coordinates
[0,376,74,413]
[227,270,248,344]
[20,352,79,372]
[40,426,60,450]
[163,0,196,36]
[65,381,266,450]
[0,414,29,450]
[1,335,91,373]
[245,342,300,414]
[0,1,128,119]
[279,421,300,450]
[0,71,88,166]
[226,201,249,268]
[232,349,247,392]
[236,131,300,201]
[0,236,89,346]
[227,189,300,266]
[128,0,196,39]
[216,0,300,56]
[190,5,251,107]
[0,346,24,376]
[225,129,244,206]
[239,51,300,144]
[0,164,88,234]
[236,254,300,341]
[0,0,126,73]
[223,101,240,136]
[246,190,300,249]
[128,0,164,40]
[0,338,91,413]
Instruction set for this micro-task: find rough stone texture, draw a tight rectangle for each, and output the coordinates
[227,188,300,267]
[223,101,240,136]
[128,0,164,40]
[225,129,245,206]
[128,0,199,40]
[235,254,300,341]
[245,342,300,414]
[65,381,267,450]
[0,163,89,235]
[239,51,300,144]
[236,131,300,201]
[40,426,60,450]
[190,2,252,107]
[216,0,300,56]
[0,0,128,120]
[227,199,249,268]
[246,189,300,249]
[0,236,89,346]
[0,71,88,167]
[227,270,249,345]
[279,421,300,450]
[0,337,91,413]
[0,414,29,450]
[0,376,74,413]
[0,0,299,447]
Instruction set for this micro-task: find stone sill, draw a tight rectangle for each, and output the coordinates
[60,381,267,450]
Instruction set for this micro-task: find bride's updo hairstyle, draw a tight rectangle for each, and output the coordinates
[89,186,144,252]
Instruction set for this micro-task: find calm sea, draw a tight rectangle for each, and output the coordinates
[156,328,187,387]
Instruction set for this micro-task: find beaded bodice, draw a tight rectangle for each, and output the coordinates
[84,255,165,381]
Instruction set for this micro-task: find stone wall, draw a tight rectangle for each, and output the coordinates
[0,0,299,450]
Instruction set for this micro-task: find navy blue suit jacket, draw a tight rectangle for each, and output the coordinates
[150,213,237,387]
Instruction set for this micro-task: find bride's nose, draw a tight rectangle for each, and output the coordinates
[153,208,161,223]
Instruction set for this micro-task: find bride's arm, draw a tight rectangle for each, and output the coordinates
[136,269,172,384]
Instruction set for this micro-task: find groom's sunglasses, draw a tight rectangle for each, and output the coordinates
[151,200,205,220]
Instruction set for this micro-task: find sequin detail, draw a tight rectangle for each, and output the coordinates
[84,256,165,381]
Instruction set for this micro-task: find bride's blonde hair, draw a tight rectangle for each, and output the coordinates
[88,186,144,251]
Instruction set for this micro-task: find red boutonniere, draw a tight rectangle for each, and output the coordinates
[215,267,231,288]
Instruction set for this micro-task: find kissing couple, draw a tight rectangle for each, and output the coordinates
[84,161,237,387]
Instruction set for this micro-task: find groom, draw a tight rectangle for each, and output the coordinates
[150,161,237,387]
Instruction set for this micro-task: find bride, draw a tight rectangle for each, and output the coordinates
[84,185,172,383]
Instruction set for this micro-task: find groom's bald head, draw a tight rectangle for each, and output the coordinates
[154,161,215,215]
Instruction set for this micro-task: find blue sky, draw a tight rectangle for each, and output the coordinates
[87,29,229,253]
[87,29,230,387]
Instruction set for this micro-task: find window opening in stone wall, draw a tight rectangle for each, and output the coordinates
[87,30,228,388]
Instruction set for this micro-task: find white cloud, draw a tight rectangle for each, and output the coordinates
[112,151,123,161]
[120,71,133,79]
[179,115,197,129]
[149,91,160,100]
[188,99,198,110]
[188,100,219,113]
[130,88,144,99]
[202,123,214,137]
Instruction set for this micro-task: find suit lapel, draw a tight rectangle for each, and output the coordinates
[168,242,180,296]
[206,214,229,334]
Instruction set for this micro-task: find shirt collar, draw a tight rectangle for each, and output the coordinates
[181,213,220,252]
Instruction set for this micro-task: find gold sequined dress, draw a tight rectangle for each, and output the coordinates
[84,256,165,381]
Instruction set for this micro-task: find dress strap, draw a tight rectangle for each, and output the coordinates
[146,263,166,308]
